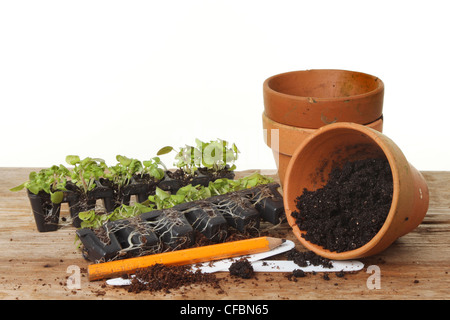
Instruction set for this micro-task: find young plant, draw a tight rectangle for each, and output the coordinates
[148,187,187,210]
[78,202,154,229]
[157,138,239,174]
[176,183,211,202]
[196,138,239,172]
[208,172,273,195]
[208,178,241,196]
[10,165,70,204]
[141,156,166,181]
[236,172,274,189]
[66,155,107,193]
[106,155,144,188]
[157,144,202,176]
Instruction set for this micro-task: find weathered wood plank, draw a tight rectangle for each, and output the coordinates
[0,168,449,300]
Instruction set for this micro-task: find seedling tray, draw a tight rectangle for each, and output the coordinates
[244,183,285,225]
[142,209,195,250]
[106,218,160,258]
[178,201,228,243]
[27,190,61,232]
[76,227,122,262]
[28,169,235,232]
[209,193,261,233]
[77,182,285,262]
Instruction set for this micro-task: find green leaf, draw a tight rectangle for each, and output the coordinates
[50,191,64,204]
[170,194,186,204]
[142,160,152,168]
[27,183,41,195]
[78,210,94,221]
[10,183,26,192]
[65,155,80,165]
[116,155,132,167]
[157,146,174,156]
[29,171,37,180]
[149,167,164,180]
[232,143,240,154]
[155,187,170,200]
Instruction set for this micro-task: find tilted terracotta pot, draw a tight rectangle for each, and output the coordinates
[283,122,429,260]
[263,69,384,128]
[262,112,383,186]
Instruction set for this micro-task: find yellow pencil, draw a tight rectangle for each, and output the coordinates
[88,236,284,281]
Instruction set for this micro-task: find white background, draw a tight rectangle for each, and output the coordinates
[1,0,449,171]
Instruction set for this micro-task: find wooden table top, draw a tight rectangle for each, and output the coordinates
[1,168,449,300]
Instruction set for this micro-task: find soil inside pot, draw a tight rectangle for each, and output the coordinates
[291,158,393,253]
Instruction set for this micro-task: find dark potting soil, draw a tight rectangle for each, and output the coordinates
[165,169,192,185]
[229,258,254,279]
[291,158,393,253]
[127,263,222,294]
[198,167,235,181]
[167,168,234,185]
[286,248,333,269]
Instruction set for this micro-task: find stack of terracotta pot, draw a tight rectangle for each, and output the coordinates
[262,69,384,186]
[262,69,430,259]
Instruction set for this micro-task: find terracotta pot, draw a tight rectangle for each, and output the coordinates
[283,122,429,260]
[263,69,384,128]
[262,112,383,185]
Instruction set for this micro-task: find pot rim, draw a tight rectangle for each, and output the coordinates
[264,69,384,102]
[262,112,384,155]
[284,122,400,260]
[263,111,384,132]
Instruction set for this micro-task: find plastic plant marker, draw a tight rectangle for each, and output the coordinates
[250,260,364,273]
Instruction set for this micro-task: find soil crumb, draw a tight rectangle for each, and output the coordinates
[229,258,254,279]
[291,158,393,252]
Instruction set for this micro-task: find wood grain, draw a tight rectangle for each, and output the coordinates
[0,168,449,300]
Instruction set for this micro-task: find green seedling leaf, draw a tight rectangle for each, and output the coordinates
[157,146,174,156]
[116,155,132,167]
[65,155,80,165]
[149,167,164,180]
[27,182,41,195]
[155,187,170,200]
[142,160,152,168]
[232,143,240,154]
[171,194,186,204]
[10,183,26,192]
[50,191,64,204]
[78,210,94,221]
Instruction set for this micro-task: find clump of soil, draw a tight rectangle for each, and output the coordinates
[291,269,306,278]
[165,169,194,186]
[286,248,333,268]
[127,263,222,294]
[291,158,393,252]
[198,166,235,181]
[229,258,254,279]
